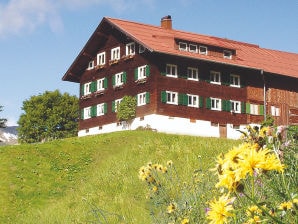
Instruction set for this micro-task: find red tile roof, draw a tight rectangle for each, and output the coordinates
[63,17,298,82]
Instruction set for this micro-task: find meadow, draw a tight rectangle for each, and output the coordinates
[0,131,239,223]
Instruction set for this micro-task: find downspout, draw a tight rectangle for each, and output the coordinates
[261,70,266,121]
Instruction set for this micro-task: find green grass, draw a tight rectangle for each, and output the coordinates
[0,131,239,223]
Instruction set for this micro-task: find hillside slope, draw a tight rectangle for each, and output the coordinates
[0,131,238,223]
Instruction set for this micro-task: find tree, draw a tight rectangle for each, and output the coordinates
[0,105,7,128]
[116,95,137,129]
[18,90,79,143]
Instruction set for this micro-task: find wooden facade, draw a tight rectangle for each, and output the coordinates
[63,16,298,138]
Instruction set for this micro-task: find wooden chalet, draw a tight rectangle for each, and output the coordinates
[62,16,298,138]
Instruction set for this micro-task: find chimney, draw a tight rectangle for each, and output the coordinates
[161,15,172,29]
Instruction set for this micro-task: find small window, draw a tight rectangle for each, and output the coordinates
[97,52,105,65]
[187,67,198,80]
[250,104,259,115]
[231,100,241,113]
[136,65,148,80]
[223,50,232,59]
[166,91,178,105]
[84,82,92,95]
[137,92,147,106]
[188,94,199,107]
[97,78,105,91]
[87,61,94,70]
[211,98,221,111]
[97,103,106,116]
[166,64,178,77]
[199,46,208,55]
[84,107,91,119]
[179,42,188,51]
[114,98,122,112]
[114,72,124,86]
[230,74,240,87]
[139,45,145,53]
[210,71,221,84]
[189,44,198,53]
[271,106,280,116]
[126,42,135,56]
[111,47,120,60]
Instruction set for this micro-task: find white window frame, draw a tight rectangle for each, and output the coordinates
[84,107,91,119]
[223,50,232,59]
[230,74,240,87]
[87,60,94,70]
[166,64,178,77]
[187,94,199,107]
[126,42,135,56]
[97,78,105,91]
[97,103,105,116]
[137,65,147,80]
[211,98,221,111]
[187,67,199,81]
[231,100,241,113]
[166,91,178,105]
[111,47,120,60]
[199,46,208,55]
[179,42,188,51]
[189,44,198,53]
[115,72,124,86]
[84,82,92,95]
[137,92,147,106]
[210,71,221,84]
[271,106,280,116]
[250,104,259,115]
[97,52,106,65]
[115,98,122,112]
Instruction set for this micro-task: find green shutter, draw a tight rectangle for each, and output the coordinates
[183,94,188,105]
[123,72,127,83]
[104,103,107,114]
[178,93,183,105]
[134,68,138,80]
[241,102,246,113]
[91,106,97,117]
[146,65,150,77]
[161,72,166,76]
[259,105,264,115]
[81,84,85,96]
[246,103,251,114]
[146,92,150,104]
[206,98,211,109]
[104,78,108,89]
[112,101,116,112]
[81,109,84,119]
[112,75,115,86]
[91,81,96,92]
[161,91,167,103]
[223,100,231,111]
[221,100,226,111]
[199,96,203,108]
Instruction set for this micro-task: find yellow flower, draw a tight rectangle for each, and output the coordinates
[259,126,269,138]
[167,203,176,214]
[246,215,261,223]
[278,201,293,211]
[206,194,234,224]
[246,205,262,217]
[152,185,158,193]
[181,218,189,224]
[167,160,173,166]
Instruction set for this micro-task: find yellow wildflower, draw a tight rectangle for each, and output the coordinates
[246,205,262,217]
[167,202,176,214]
[167,160,173,166]
[278,201,293,211]
[181,218,189,224]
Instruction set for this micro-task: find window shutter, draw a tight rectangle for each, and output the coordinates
[123,72,127,83]
[246,103,250,114]
[104,78,108,89]
[134,68,138,80]
[206,98,211,109]
[91,81,96,92]
[183,94,188,105]
[104,103,107,114]
[221,100,226,111]
[199,96,203,108]
[241,102,246,113]
[161,72,166,76]
[146,65,150,77]
[81,109,84,120]
[81,84,85,96]
[91,106,97,117]
[112,75,115,86]
[112,101,116,112]
[146,92,150,104]
[259,105,264,115]
[161,91,167,103]
[178,93,183,105]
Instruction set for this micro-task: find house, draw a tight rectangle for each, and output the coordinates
[62,16,298,138]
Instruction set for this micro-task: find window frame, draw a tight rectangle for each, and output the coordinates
[166,64,178,78]
[114,98,122,112]
[166,91,178,105]
[210,71,221,84]
[271,106,280,116]
[137,65,147,80]
[179,42,188,51]
[137,92,147,106]
[97,103,105,116]
[84,107,92,119]
[230,74,240,88]
[189,44,198,53]
[211,98,221,111]
[231,100,241,113]
[97,78,105,91]
[126,42,135,56]
[84,82,92,95]
[97,52,106,65]
[111,47,120,60]
[87,60,94,70]
[187,94,199,107]
[187,67,199,81]
[223,50,232,59]
[115,72,124,86]
[199,46,208,55]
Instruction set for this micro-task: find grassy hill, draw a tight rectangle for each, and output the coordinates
[0,131,239,223]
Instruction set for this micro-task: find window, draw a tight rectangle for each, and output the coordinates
[111,47,120,60]
[126,42,135,56]
[210,71,221,84]
[135,65,149,80]
[199,46,208,55]
[167,91,178,104]
[230,74,240,87]
[211,98,221,111]
[97,103,107,116]
[113,72,127,87]
[97,78,107,91]
[87,60,94,70]
[188,94,199,107]
[223,50,232,59]
[187,67,199,80]
[179,42,188,51]
[250,104,259,115]
[84,82,92,95]
[231,100,241,113]
[189,44,198,53]
[166,64,177,77]
[113,98,122,112]
[97,52,105,65]
[84,107,91,119]
[139,45,145,53]
[137,92,150,106]
[271,106,280,116]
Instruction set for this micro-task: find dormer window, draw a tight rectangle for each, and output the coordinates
[126,42,135,56]
[223,50,232,59]
[87,60,94,70]
[199,46,208,55]
[179,42,188,51]
[189,44,198,53]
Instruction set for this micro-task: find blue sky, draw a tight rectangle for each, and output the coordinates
[0,0,297,126]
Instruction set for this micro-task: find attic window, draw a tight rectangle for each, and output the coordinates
[199,46,208,55]
[223,50,232,59]
[126,42,135,56]
[189,44,198,53]
[179,42,188,51]
[87,61,94,70]
[139,45,145,53]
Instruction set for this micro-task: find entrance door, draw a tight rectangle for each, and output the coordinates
[219,124,227,138]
